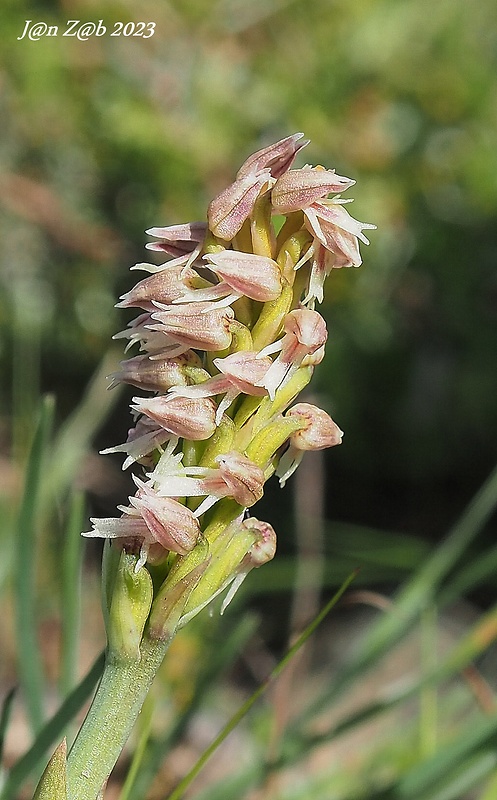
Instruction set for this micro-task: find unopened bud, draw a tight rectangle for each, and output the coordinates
[242,518,277,566]
[107,551,153,661]
[285,403,344,450]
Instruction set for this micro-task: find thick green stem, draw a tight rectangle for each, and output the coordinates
[66,635,171,800]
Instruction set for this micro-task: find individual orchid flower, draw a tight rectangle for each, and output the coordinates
[236,132,309,179]
[257,308,328,399]
[148,450,265,517]
[207,170,272,241]
[107,350,203,392]
[101,418,175,470]
[300,243,352,305]
[176,250,283,306]
[145,222,207,259]
[303,199,376,267]
[169,351,272,424]
[276,403,344,486]
[83,488,201,570]
[149,302,235,352]
[131,395,217,441]
[112,312,186,357]
[271,165,356,213]
[116,261,201,311]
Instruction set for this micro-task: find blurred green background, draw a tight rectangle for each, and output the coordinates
[1,0,497,798]
[2,0,496,550]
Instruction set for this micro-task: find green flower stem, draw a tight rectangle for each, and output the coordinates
[66,635,171,800]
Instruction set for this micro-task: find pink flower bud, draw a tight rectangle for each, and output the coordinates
[236,133,309,180]
[271,166,356,214]
[146,450,265,516]
[203,251,282,302]
[150,302,235,351]
[242,518,277,566]
[276,403,343,486]
[285,403,343,450]
[145,222,207,256]
[131,395,217,440]
[214,352,272,394]
[207,171,271,241]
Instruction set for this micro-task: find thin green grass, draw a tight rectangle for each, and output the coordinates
[14,395,55,735]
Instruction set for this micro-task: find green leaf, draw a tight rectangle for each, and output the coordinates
[14,394,55,734]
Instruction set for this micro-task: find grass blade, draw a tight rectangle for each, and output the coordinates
[45,349,122,501]
[60,491,85,698]
[298,461,497,726]
[165,571,357,800]
[0,651,104,800]
[14,394,55,734]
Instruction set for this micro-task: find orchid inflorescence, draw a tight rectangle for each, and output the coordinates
[84,133,375,631]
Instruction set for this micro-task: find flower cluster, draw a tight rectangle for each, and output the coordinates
[84,133,374,631]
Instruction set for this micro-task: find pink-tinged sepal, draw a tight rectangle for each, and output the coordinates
[207,170,271,241]
[130,479,201,554]
[131,395,217,440]
[83,491,201,569]
[271,166,356,214]
[150,302,235,351]
[203,251,282,302]
[214,452,265,507]
[116,263,199,311]
[236,133,309,180]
